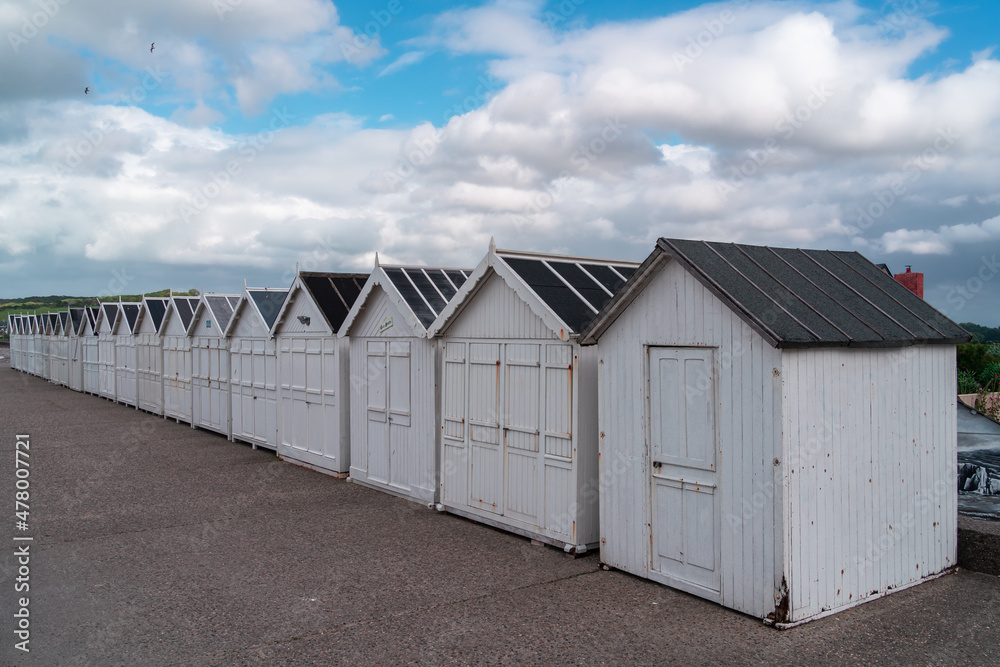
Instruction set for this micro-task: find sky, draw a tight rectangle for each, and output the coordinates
[0,0,999,325]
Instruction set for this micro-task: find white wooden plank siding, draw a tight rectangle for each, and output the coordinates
[346,285,440,503]
[190,299,235,438]
[596,258,781,617]
[780,345,956,623]
[272,274,366,477]
[427,244,642,552]
[82,313,100,395]
[136,309,163,414]
[227,289,285,451]
[587,238,966,625]
[162,302,194,423]
[97,308,117,400]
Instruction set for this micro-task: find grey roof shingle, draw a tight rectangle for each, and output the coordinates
[581,238,970,348]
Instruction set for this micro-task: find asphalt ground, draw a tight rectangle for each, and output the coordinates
[0,363,998,666]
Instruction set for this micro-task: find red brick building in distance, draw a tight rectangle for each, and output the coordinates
[894,266,924,299]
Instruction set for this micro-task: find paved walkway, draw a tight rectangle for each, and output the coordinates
[1,365,998,666]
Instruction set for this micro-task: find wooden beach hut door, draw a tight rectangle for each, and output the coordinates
[648,347,721,594]
[365,341,412,490]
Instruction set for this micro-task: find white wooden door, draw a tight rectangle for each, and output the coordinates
[468,343,502,514]
[163,337,192,422]
[441,342,468,506]
[116,337,137,405]
[365,341,390,484]
[503,344,541,523]
[83,339,99,393]
[193,339,228,433]
[388,342,412,488]
[648,347,721,593]
[279,337,338,463]
[364,340,412,488]
[232,340,253,442]
[98,335,116,399]
[257,339,278,447]
[232,339,277,448]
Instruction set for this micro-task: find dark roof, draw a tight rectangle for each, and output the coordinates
[144,298,168,331]
[384,267,471,329]
[498,252,639,334]
[121,304,140,332]
[205,295,238,332]
[582,238,970,348]
[85,306,100,334]
[102,303,118,329]
[173,297,199,330]
[300,273,368,330]
[249,289,288,329]
[58,311,69,333]
[69,308,84,335]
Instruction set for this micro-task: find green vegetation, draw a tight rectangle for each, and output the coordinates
[957,341,1000,393]
[961,322,1000,343]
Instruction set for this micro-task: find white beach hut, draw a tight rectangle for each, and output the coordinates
[52,311,70,386]
[11,316,23,371]
[81,307,101,395]
[39,313,55,381]
[161,296,200,424]
[96,303,119,400]
[113,302,141,407]
[189,294,240,437]
[224,287,288,450]
[27,315,40,376]
[426,242,640,552]
[270,272,367,476]
[579,238,970,625]
[8,316,21,371]
[340,262,471,503]
[135,297,170,414]
[66,308,86,392]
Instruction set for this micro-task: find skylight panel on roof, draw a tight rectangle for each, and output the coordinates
[403,268,447,314]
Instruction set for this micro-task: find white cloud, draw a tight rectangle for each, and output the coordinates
[378,51,427,77]
[941,195,968,208]
[878,216,1000,254]
[3,0,1000,322]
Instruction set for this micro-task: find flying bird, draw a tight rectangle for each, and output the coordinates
[84,87,89,94]
[150,42,155,53]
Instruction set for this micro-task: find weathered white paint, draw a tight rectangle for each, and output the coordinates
[227,292,279,450]
[190,297,236,438]
[161,301,193,423]
[780,344,956,623]
[136,303,164,414]
[273,282,351,475]
[82,313,100,395]
[344,283,439,503]
[435,268,599,551]
[593,256,958,624]
[51,327,69,386]
[67,314,85,392]
[39,322,51,380]
[114,306,139,407]
[97,309,117,400]
[8,318,20,371]
[27,318,39,376]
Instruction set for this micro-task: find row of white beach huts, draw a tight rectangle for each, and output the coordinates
[6,238,969,626]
